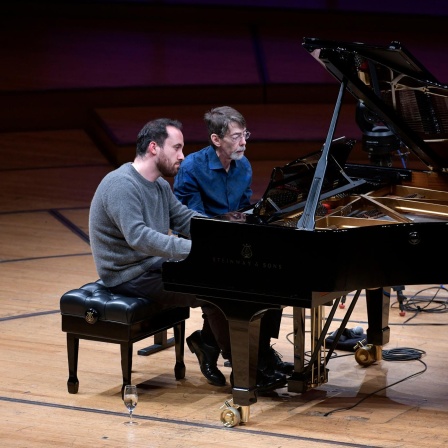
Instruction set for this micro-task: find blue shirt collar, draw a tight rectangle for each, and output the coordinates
[206,145,237,171]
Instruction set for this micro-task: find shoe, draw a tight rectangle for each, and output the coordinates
[230,369,286,393]
[225,346,294,375]
[186,330,226,387]
[264,345,294,375]
[256,368,287,392]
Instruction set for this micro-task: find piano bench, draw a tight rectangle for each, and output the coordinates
[60,280,189,396]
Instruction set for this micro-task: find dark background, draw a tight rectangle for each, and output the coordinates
[1,0,447,167]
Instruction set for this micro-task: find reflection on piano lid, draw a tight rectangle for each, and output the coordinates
[302,38,448,172]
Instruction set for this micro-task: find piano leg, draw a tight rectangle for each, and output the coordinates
[365,287,391,346]
[291,306,306,382]
[288,293,360,393]
[288,305,330,393]
[228,315,261,411]
[199,297,282,425]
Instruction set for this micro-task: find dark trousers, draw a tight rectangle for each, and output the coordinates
[108,263,231,357]
[108,262,282,362]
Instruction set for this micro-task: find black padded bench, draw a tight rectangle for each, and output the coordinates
[60,280,189,395]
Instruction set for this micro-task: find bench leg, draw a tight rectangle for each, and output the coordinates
[154,330,168,346]
[66,333,79,394]
[120,342,133,397]
[173,321,186,380]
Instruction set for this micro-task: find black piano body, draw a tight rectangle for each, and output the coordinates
[164,213,448,307]
[163,38,448,420]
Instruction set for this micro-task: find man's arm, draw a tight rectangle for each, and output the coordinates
[239,183,253,209]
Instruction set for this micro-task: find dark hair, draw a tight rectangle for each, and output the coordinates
[204,106,246,145]
[136,118,182,157]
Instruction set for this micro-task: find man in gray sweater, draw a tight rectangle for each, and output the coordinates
[89,118,286,392]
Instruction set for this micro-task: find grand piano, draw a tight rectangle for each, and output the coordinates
[163,38,448,426]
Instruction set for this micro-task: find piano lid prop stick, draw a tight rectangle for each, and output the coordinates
[297,78,348,231]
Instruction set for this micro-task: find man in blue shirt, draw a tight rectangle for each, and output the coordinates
[173,108,252,217]
[174,106,293,388]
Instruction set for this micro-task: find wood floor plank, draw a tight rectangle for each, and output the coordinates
[0,165,111,212]
[58,208,90,236]
[0,212,90,261]
[0,256,97,316]
[0,130,108,170]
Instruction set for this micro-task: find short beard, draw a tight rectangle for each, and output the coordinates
[157,151,179,177]
[230,147,245,161]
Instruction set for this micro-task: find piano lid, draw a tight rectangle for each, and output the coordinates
[302,37,448,172]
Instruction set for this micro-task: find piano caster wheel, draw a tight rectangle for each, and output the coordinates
[220,406,241,427]
[220,400,241,427]
[354,340,381,367]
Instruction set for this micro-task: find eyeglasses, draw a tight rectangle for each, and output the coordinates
[228,130,251,143]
